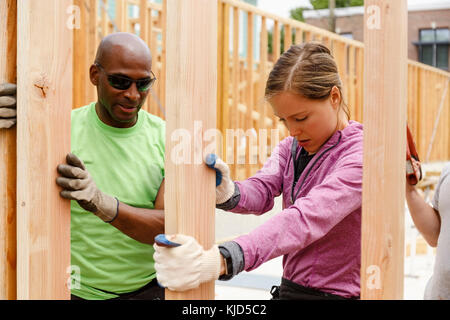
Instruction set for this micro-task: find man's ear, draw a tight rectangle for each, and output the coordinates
[89,64,99,86]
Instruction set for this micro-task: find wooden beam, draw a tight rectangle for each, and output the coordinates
[361,0,407,299]
[164,0,217,300]
[16,0,72,300]
[0,0,17,300]
[73,0,89,109]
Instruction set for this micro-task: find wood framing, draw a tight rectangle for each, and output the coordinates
[164,0,217,300]
[16,0,72,299]
[361,0,407,299]
[0,0,17,300]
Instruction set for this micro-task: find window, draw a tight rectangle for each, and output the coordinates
[340,32,353,40]
[415,28,449,71]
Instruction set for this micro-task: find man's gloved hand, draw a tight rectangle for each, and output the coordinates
[56,153,119,222]
[0,83,17,129]
[205,154,235,204]
[153,234,221,291]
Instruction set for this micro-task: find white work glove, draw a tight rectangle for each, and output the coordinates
[0,83,17,129]
[205,154,235,204]
[56,153,119,222]
[153,234,221,292]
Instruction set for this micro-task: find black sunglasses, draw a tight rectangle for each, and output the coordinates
[95,63,156,92]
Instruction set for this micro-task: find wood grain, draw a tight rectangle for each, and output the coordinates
[16,0,72,300]
[361,0,407,300]
[0,0,17,300]
[164,0,217,300]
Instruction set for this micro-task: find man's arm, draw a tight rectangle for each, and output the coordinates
[110,180,165,244]
[56,153,165,245]
[405,183,441,247]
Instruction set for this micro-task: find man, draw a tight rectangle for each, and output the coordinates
[406,161,450,300]
[0,32,166,300]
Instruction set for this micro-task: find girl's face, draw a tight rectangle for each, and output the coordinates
[270,87,342,154]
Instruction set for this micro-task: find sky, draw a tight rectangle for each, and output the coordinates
[257,0,313,19]
[256,0,450,19]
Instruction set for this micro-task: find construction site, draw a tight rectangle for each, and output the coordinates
[0,0,449,302]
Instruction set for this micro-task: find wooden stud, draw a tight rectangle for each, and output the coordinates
[117,0,127,32]
[88,0,98,104]
[0,0,17,300]
[272,20,280,63]
[164,0,217,300]
[230,6,240,179]
[16,0,72,300]
[284,24,292,52]
[361,0,407,300]
[73,0,89,109]
[245,11,254,177]
[221,3,230,161]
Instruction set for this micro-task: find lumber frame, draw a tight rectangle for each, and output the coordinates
[164,0,217,300]
[16,0,72,299]
[361,0,407,299]
[0,0,17,300]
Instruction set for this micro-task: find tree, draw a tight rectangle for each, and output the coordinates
[309,0,364,10]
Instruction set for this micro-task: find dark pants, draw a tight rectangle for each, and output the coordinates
[271,278,359,300]
[71,278,164,300]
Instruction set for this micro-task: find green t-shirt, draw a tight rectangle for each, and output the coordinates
[70,102,165,300]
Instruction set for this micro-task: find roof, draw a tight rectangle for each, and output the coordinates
[303,0,450,19]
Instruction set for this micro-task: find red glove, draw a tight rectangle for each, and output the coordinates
[406,125,422,185]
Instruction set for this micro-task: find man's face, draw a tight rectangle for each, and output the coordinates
[91,48,152,127]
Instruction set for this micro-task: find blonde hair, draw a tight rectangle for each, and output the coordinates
[265,42,350,120]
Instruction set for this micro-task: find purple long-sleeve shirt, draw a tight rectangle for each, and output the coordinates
[232,121,363,298]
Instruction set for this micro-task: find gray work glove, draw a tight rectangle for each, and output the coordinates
[0,83,17,129]
[56,153,119,222]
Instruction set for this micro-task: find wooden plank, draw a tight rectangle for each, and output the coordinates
[117,0,127,31]
[361,0,407,300]
[245,11,254,177]
[88,0,98,104]
[139,0,149,43]
[73,0,89,109]
[164,0,217,300]
[284,24,292,52]
[294,27,302,45]
[230,6,240,179]
[272,20,280,63]
[16,0,72,300]
[0,0,17,300]
[221,3,230,160]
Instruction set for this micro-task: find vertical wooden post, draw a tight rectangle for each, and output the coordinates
[88,0,98,103]
[245,11,254,177]
[164,0,217,300]
[139,0,148,43]
[73,0,89,109]
[0,0,17,300]
[117,0,127,32]
[16,0,72,300]
[361,0,407,299]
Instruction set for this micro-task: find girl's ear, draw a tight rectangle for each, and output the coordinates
[330,86,341,109]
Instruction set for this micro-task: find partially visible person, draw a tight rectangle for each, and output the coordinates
[1,32,166,300]
[0,83,16,129]
[154,42,363,300]
[406,161,450,300]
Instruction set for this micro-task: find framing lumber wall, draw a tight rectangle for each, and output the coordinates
[16,0,72,299]
[0,0,17,300]
[164,0,217,300]
[361,0,407,299]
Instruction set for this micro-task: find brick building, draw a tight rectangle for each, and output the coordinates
[303,0,450,71]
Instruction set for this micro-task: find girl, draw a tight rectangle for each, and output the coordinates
[154,42,363,300]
